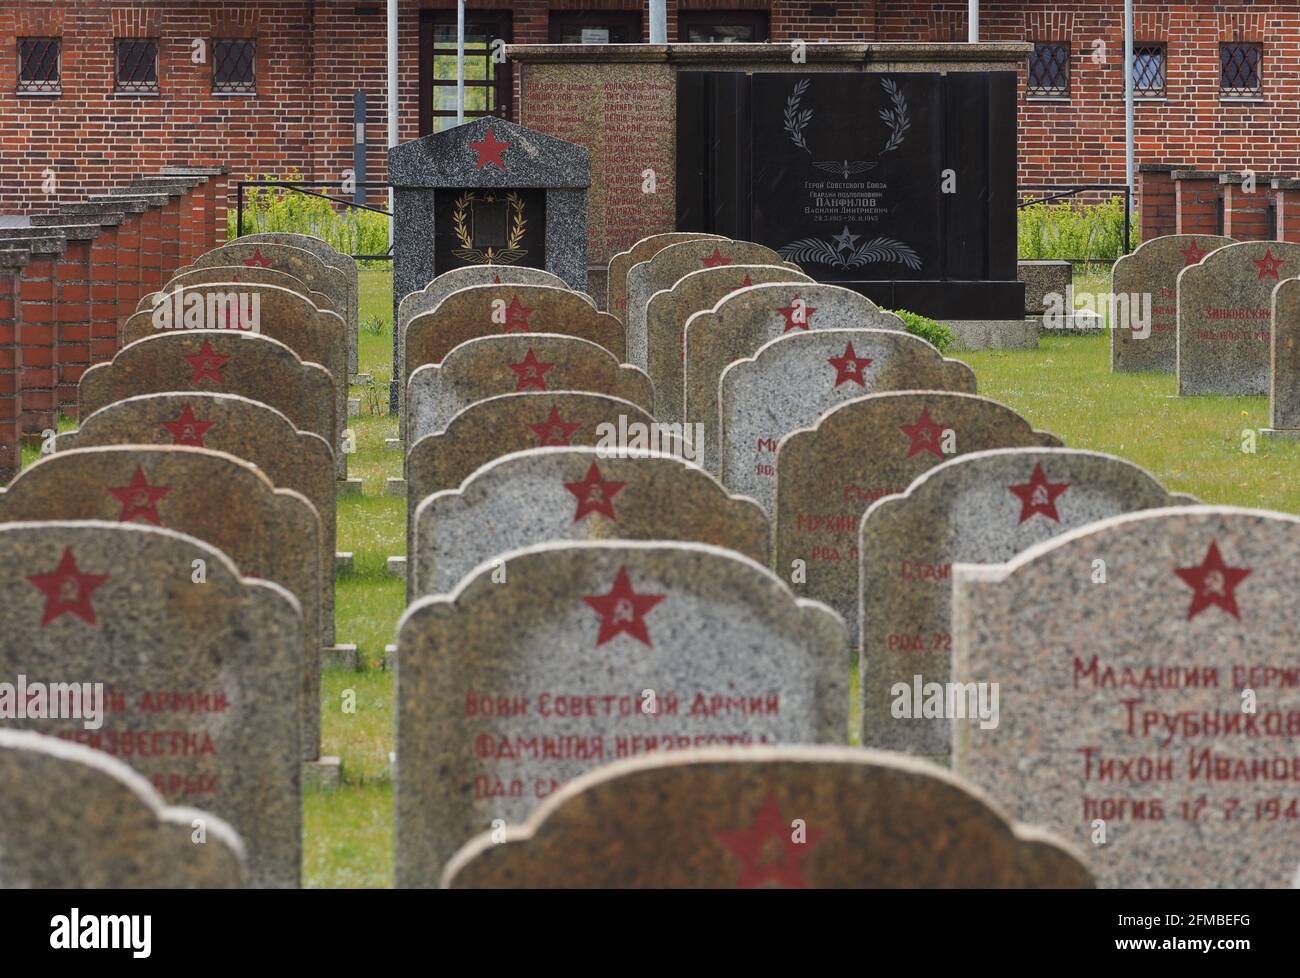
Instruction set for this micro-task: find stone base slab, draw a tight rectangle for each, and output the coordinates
[303,756,342,789]
[335,551,353,575]
[322,644,358,671]
[337,478,363,497]
[1262,428,1300,441]
[385,438,402,452]
[385,477,407,497]
[387,555,407,578]
[942,318,1039,352]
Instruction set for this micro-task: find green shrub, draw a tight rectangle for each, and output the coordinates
[227,168,391,267]
[890,308,954,353]
[1017,197,1133,263]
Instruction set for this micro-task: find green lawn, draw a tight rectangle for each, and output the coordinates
[21,267,1300,887]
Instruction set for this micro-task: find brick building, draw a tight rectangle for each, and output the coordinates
[1,1,1298,219]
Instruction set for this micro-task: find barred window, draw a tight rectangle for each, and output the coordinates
[18,38,61,95]
[1133,43,1166,96]
[213,39,256,94]
[1220,42,1261,97]
[1028,42,1070,97]
[115,38,159,94]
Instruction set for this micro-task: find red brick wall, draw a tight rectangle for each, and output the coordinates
[2,2,1299,218]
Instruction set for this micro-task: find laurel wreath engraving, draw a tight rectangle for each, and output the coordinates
[779,235,922,271]
[783,76,910,168]
[451,190,527,265]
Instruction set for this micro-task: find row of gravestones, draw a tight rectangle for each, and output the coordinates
[1111,234,1300,433]
[0,232,363,888]
[385,231,1300,888]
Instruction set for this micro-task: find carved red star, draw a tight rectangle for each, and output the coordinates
[1255,248,1285,280]
[581,566,665,646]
[27,547,110,627]
[714,793,823,889]
[242,248,273,268]
[701,247,732,268]
[108,465,172,525]
[777,295,817,332]
[502,296,536,332]
[827,341,873,387]
[469,127,510,171]
[528,405,581,446]
[1007,462,1070,524]
[1180,241,1209,266]
[564,462,625,521]
[160,403,215,447]
[492,274,502,284]
[508,349,555,391]
[899,407,947,459]
[1174,541,1251,620]
[184,340,230,384]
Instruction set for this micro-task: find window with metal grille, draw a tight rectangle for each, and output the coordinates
[213,39,255,94]
[1027,42,1070,97]
[1220,42,1261,97]
[420,11,512,134]
[18,38,61,95]
[115,38,159,94]
[1133,43,1166,96]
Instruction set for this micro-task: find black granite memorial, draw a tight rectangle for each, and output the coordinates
[677,71,1023,319]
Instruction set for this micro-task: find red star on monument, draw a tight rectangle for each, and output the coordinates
[1007,462,1070,524]
[1255,248,1285,280]
[581,566,665,647]
[1174,541,1251,621]
[492,274,502,284]
[528,405,581,446]
[469,127,510,171]
[502,296,536,333]
[242,248,273,268]
[564,462,625,522]
[777,295,817,332]
[184,340,230,384]
[826,340,873,387]
[899,407,947,459]
[507,348,555,391]
[1180,241,1209,266]
[714,793,823,889]
[27,547,110,627]
[160,403,216,447]
[701,247,732,268]
[108,465,172,525]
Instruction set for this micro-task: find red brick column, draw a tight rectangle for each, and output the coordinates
[15,238,66,435]
[0,250,26,483]
[53,231,99,418]
[1220,173,1273,241]
[1138,164,1180,242]
[1174,171,1224,236]
[45,203,145,347]
[1274,179,1300,244]
[162,166,232,254]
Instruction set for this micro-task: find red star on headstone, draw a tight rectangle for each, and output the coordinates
[1007,462,1070,524]
[528,405,581,446]
[27,547,110,627]
[160,403,216,447]
[502,296,536,333]
[899,407,947,459]
[777,295,817,332]
[1174,541,1251,620]
[507,348,555,391]
[108,465,172,525]
[1180,241,1209,266]
[469,127,510,171]
[714,793,823,889]
[492,274,502,284]
[242,248,273,268]
[826,341,873,387]
[581,566,665,647]
[701,247,732,268]
[1255,248,1285,280]
[564,462,625,521]
[184,340,230,384]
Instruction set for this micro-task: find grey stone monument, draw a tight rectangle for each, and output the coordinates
[389,117,591,411]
